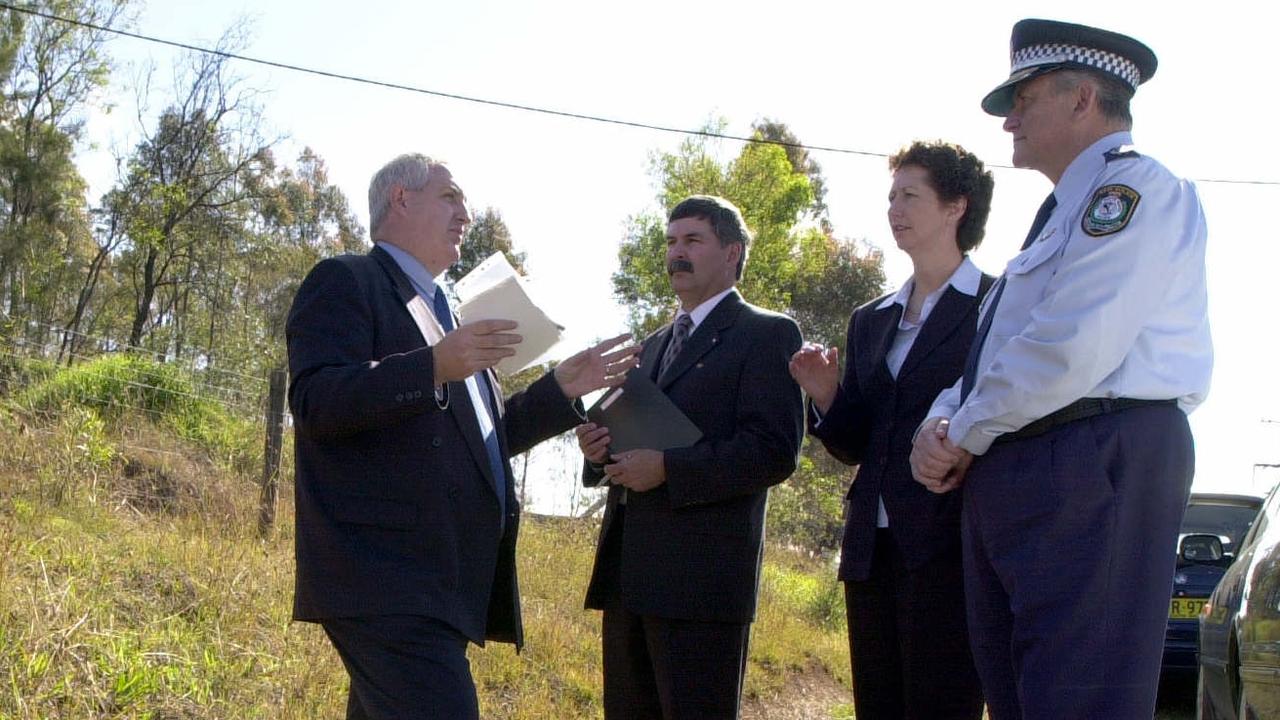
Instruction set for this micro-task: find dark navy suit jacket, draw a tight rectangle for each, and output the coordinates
[583,290,804,623]
[811,277,993,582]
[286,246,583,648]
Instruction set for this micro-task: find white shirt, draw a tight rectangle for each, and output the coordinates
[880,257,984,379]
[674,286,736,334]
[929,131,1213,455]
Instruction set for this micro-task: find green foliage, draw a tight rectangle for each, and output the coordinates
[0,449,853,718]
[15,353,256,470]
[760,559,846,632]
[0,350,56,394]
[449,206,527,282]
[612,121,884,346]
[613,213,676,334]
[768,447,847,556]
[753,118,831,224]
[791,232,887,349]
[0,0,125,323]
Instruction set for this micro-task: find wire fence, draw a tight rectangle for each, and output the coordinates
[0,316,277,419]
[0,317,291,533]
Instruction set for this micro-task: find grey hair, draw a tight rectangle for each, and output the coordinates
[368,153,439,237]
[1052,69,1134,128]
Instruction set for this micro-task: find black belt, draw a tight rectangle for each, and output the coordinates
[995,397,1177,444]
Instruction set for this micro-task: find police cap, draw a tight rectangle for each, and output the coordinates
[982,19,1158,116]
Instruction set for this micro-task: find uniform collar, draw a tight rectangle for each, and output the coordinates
[1054,130,1134,206]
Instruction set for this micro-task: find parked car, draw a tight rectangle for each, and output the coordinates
[1163,493,1263,674]
[1199,483,1280,719]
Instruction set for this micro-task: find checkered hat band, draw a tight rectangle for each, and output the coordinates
[1012,43,1141,88]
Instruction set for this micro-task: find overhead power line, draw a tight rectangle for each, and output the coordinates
[4,1,1279,187]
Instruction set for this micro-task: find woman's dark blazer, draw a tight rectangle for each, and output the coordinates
[810,274,994,581]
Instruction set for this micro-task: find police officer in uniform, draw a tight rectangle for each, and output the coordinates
[909,19,1212,720]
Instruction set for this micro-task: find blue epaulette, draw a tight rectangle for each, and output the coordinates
[1104,148,1141,163]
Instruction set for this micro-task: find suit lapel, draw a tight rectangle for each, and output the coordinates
[642,327,669,382]
[658,291,744,390]
[373,246,418,308]
[371,246,504,497]
[866,302,902,382]
[897,277,991,379]
[897,287,969,378]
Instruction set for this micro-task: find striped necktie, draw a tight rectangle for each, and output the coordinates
[658,314,693,381]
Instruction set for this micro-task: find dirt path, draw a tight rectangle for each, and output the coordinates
[741,665,854,720]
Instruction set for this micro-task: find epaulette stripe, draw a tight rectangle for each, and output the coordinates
[1104,150,1140,162]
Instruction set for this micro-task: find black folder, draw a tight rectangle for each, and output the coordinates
[586,370,702,456]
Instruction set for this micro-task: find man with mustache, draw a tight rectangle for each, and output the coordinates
[574,195,805,719]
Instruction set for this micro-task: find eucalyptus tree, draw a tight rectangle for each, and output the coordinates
[0,0,131,333]
[113,28,273,353]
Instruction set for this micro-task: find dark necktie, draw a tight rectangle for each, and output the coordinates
[432,286,508,521]
[658,314,693,380]
[431,286,456,332]
[959,193,1058,403]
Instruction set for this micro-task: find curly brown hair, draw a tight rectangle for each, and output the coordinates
[888,141,994,253]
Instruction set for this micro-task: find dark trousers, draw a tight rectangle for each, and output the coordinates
[845,529,983,720]
[322,615,478,720]
[601,605,751,720]
[962,403,1193,720]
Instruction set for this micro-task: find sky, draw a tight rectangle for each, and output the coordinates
[73,0,1280,511]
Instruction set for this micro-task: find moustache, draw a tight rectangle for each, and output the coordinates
[667,259,694,275]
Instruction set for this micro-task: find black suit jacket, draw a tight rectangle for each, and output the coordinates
[811,276,994,582]
[286,247,583,648]
[583,290,804,623]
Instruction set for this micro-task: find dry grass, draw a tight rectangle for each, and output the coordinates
[0,404,855,719]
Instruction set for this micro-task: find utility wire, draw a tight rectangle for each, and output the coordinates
[3,1,1278,186]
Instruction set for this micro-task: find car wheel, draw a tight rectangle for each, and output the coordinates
[1237,676,1257,720]
[1230,638,1258,720]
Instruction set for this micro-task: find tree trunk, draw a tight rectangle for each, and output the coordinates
[129,248,160,349]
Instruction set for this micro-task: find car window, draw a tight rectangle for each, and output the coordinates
[1181,503,1263,555]
[1241,487,1280,550]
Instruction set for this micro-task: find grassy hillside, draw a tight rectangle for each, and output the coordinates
[0,357,853,718]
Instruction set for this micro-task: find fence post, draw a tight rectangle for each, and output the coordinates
[258,368,287,536]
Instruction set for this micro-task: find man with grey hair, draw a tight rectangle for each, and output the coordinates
[575,195,804,719]
[287,153,638,718]
[910,19,1211,719]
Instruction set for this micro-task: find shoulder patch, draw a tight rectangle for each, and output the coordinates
[1081,184,1140,237]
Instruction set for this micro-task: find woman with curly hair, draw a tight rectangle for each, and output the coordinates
[790,140,994,719]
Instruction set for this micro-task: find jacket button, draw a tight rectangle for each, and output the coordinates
[448,485,459,499]
[432,437,442,448]
[414,390,423,398]
[395,393,404,402]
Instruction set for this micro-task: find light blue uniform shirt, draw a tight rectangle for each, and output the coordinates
[930,131,1213,455]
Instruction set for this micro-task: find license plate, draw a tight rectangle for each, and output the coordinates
[1170,598,1207,619]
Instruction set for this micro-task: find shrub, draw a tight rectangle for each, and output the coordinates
[14,354,259,472]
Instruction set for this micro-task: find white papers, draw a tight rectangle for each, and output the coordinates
[454,252,565,375]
